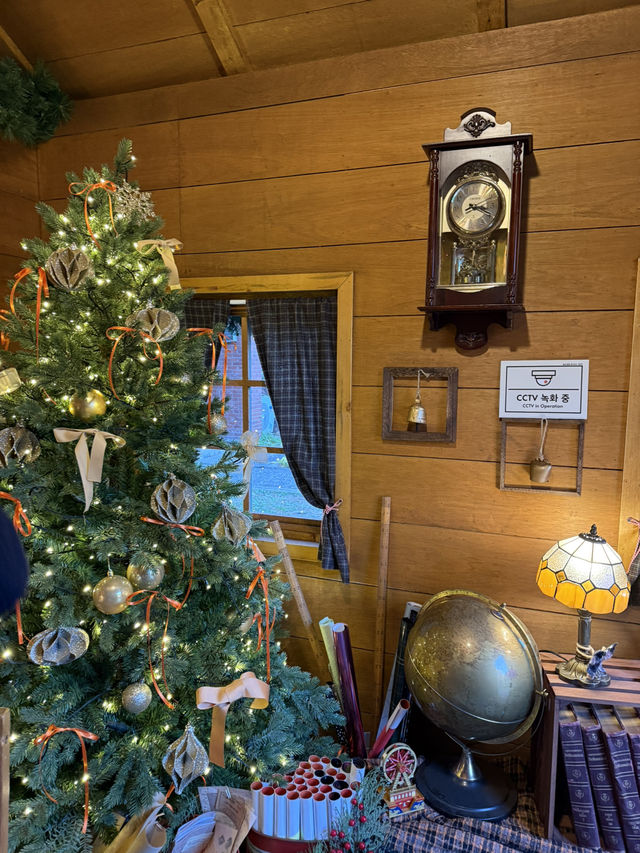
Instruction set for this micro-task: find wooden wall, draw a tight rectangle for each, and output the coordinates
[0,141,38,292]
[35,7,640,734]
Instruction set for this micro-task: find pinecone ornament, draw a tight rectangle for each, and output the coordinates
[0,426,40,466]
[45,248,93,292]
[151,475,196,524]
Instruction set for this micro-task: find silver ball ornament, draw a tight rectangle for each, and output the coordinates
[210,412,228,435]
[122,682,153,715]
[127,561,165,591]
[93,573,133,614]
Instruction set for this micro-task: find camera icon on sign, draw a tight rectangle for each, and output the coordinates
[531,370,556,387]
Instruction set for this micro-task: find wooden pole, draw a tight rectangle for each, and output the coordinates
[270,520,328,680]
[374,497,391,722]
[0,708,9,853]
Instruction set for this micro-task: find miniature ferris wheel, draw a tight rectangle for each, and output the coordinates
[382,743,417,790]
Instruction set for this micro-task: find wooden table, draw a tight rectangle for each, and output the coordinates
[533,653,640,840]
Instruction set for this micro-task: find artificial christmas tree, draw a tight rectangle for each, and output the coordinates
[0,140,341,852]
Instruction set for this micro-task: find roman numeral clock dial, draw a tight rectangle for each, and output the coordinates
[448,179,504,236]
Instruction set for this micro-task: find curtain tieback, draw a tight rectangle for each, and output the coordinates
[324,499,343,515]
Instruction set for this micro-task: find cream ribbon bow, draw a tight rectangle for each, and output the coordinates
[53,428,126,513]
[135,239,183,290]
[196,671,269,766]
[240,430,268,484]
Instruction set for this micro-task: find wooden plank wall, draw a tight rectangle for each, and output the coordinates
[35,8,640,735]
[0,140,38,295]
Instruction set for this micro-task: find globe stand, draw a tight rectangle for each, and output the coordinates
[415,738,517,821]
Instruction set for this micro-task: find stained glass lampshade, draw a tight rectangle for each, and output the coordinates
[536,524,630,687]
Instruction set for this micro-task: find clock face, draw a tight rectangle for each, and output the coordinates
[447,178,505,236]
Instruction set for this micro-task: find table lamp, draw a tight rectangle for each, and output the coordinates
[536,524,630,688]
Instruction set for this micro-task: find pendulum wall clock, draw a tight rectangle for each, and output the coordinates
[420,108,533,350]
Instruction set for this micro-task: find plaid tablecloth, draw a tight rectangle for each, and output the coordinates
[383,758,594,853]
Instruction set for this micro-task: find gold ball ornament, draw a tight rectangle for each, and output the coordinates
[122,682,153,715]
[93,573,133,615]
[69,389,107,420]
[0,426,41,467]
[127,561,165,591]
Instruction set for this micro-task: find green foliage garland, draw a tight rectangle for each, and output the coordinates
[0,139,342,852]
[0,58,72,147]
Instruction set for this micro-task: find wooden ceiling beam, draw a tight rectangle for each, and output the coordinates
[0,23,32,72]
[189,0,250,75]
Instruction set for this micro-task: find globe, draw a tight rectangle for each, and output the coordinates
[404,589,544,819]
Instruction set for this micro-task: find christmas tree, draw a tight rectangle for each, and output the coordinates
[0,140,341,853]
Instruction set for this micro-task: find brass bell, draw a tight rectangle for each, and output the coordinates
[530,457,552,483]
[407,393,427,432]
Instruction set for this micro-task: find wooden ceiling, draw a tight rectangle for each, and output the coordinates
[0,0,637,99]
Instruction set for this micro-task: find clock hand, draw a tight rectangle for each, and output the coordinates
[465,203,491,214]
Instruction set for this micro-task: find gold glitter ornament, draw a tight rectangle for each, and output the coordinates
[45,247,93,292]
[162,724,209,794]
[151,475,196,525]
[127,561,165,591]
[210,412,228,435]
[0,426,41,466]
[27,626,90,665]
[68,389,107,420]
[122,682,153,715]
[126,307,180,342]
[93,571,133,614]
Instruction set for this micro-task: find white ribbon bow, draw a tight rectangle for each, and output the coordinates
[135,239,183,290]
[240,430,268,484]
[54,428,126,513]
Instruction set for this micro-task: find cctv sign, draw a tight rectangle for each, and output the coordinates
[499,360,589,419]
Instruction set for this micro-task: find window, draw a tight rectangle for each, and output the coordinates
[189,274,353,554]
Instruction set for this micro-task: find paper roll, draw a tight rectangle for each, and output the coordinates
[319,617,343,706]
[313,793,328,839]
[259,786,275,836]
[309,755,321,763]
[319,785,332,794]
[286,791,300,840]
[328,791,342,828]
[300,790,315,841]
[333,780,348,791]
[275,788,287,838]
[251,781,263,828]
[339,788,354,818]
[349,757,366,787]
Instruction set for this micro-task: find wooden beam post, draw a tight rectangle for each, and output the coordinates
[0,25,32,72]
[270,520,328,680]
[190,0,250,75]
[618,260,640,568]
[374,497,391,722]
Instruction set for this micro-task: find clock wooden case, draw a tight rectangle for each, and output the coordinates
[420,108,533,350]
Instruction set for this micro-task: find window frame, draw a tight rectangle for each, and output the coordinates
[184,273,353,558]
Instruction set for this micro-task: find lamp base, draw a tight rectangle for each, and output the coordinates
[556,645,611,689]
[415,746,517,821]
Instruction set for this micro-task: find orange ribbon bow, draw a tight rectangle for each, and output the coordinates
[10,268,49,361]
[187,327,216,433]
[140,515,205,538]
[218,333,229,415]
[68,180,117,247]
[126,556,194,709]
[246,558,273,682]
[106,326,164,400]
[0,309,10,351]
[33,725,99,833]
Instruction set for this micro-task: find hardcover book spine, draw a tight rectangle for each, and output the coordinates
[558,715,601,849]
[602,728,640,853]
[581,722,625,851]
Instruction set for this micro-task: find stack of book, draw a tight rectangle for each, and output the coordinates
[558,703,640,851]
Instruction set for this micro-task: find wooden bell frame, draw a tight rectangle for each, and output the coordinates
[499,418,585,495]
[382,367,458,443]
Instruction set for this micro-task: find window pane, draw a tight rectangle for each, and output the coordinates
[249,386,281,448]
[224,317,242,380]
[212,385,243,440]
[249,453,322,520]
[196,449,245,512]
[248,325,264,381]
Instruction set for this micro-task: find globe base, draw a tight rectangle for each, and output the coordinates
[415,749,517,821]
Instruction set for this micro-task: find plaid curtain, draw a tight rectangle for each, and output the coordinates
[184,297,230,368]
[248,296,350,583]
